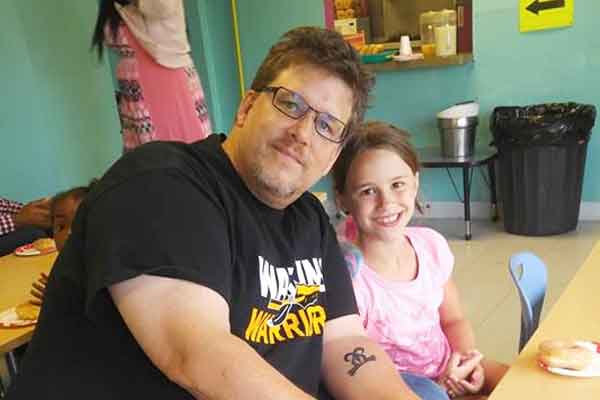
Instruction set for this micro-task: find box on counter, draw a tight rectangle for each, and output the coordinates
[342,32,365,50]
[334,17,371,42]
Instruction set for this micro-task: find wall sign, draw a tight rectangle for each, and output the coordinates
[520,0,574,32]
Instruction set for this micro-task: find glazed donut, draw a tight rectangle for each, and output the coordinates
[32,238,56,251]
[538,339,594,370]
[16,302,40,321]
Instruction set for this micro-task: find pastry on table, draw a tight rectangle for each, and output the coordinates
[538,339,595,371]
[32,238,57,252]
[15,302,41,321]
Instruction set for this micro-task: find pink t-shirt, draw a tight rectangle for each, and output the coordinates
[343,226,454,378]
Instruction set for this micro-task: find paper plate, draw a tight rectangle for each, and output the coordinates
[392,53,424,62]
[538,341,600,378]
[14,242,56,257]
[0,306,38,328]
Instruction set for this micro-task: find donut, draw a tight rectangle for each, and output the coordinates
[538,339,594,370]
[32,238,56,252]
[16,303,40,321]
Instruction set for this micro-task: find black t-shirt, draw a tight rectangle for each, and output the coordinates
[7,135,357,399]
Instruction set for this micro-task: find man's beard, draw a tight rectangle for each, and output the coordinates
[251,162,299,200]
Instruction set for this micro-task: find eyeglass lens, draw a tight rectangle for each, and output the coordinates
[272,87,345,142]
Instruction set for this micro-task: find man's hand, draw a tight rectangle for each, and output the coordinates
[14,198,52,230]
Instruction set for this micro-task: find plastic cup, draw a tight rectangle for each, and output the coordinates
[399,35,412,56]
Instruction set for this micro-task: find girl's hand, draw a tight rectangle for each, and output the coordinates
[445,362,485,397]
[458,363,485,395]
[439,350,484,397]
[446,350,483,380]
[29,272,49,306]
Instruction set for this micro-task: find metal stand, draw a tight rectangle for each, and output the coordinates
[5,352,18,381]
[418,146,498,240]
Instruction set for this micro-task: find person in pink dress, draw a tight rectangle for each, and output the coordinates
[331,121,508,399]
[92,0,212,152]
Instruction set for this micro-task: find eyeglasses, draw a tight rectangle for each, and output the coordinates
[260,86,347,144]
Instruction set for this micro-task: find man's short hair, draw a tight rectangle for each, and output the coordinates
[250,26,375,140]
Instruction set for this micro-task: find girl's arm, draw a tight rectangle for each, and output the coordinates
[439,278,476,353]
[439,279,508,395]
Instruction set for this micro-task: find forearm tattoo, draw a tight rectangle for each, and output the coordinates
[344,347,376,376]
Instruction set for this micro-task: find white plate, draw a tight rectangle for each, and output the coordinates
[539,341,600,378]
[0,307,38,328]
[14,242,56,257]
[392,53,424,62]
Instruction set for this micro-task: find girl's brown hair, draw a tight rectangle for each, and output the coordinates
[331,120,423,213]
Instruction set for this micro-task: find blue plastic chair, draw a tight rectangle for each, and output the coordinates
[509,251,548,352]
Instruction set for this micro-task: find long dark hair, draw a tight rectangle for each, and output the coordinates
[91,0,131,61]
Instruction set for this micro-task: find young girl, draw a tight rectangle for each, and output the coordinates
[332,121,507,399]
[30,181,97,304]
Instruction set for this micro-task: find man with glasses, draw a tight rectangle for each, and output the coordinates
[8,27,417,400]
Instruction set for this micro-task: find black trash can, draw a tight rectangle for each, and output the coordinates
[490,103,596,236]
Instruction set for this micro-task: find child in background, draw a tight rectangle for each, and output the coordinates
[30,181,96,305]
[331,121,507,399]
[0,197,52,257]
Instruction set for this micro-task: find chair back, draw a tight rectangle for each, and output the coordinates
[509,251,548,352]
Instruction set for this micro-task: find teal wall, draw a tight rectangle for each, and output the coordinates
[236,0,325,87]
[1,0,121,202]
[231,0,600,202]
[370,1,600,202]
[2,0,238,203]
[3,1,599,206]
[186,0,240,133]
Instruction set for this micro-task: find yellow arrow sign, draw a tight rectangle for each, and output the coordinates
[520,0,574,32]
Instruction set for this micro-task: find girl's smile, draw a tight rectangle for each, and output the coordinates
[340,148,419,244]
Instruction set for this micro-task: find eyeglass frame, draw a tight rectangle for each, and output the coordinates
[259,86,348,144]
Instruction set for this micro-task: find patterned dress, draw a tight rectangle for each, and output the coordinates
[106,23,211,152]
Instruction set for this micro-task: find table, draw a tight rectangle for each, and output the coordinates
[417,146,498,240]
[489,241,600,399]
[0,252,56,379]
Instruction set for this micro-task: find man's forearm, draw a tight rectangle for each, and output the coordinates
[167,333,315,400]
[322,335,419,400]
[111,276,316,400]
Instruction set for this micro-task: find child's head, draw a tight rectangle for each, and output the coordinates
[332,121,421,242]
[51,180,96,251]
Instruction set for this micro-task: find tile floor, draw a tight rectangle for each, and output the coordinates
[2,219,599,389]
[419,218,600,365]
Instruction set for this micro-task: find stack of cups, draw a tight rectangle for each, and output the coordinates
[399,35,412,56]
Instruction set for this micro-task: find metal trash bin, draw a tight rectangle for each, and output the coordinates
[438,116,478,158]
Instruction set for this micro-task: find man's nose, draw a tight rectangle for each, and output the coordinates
[289,110,315,144]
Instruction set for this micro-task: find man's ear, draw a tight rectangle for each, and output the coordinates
[234,90,259,127]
